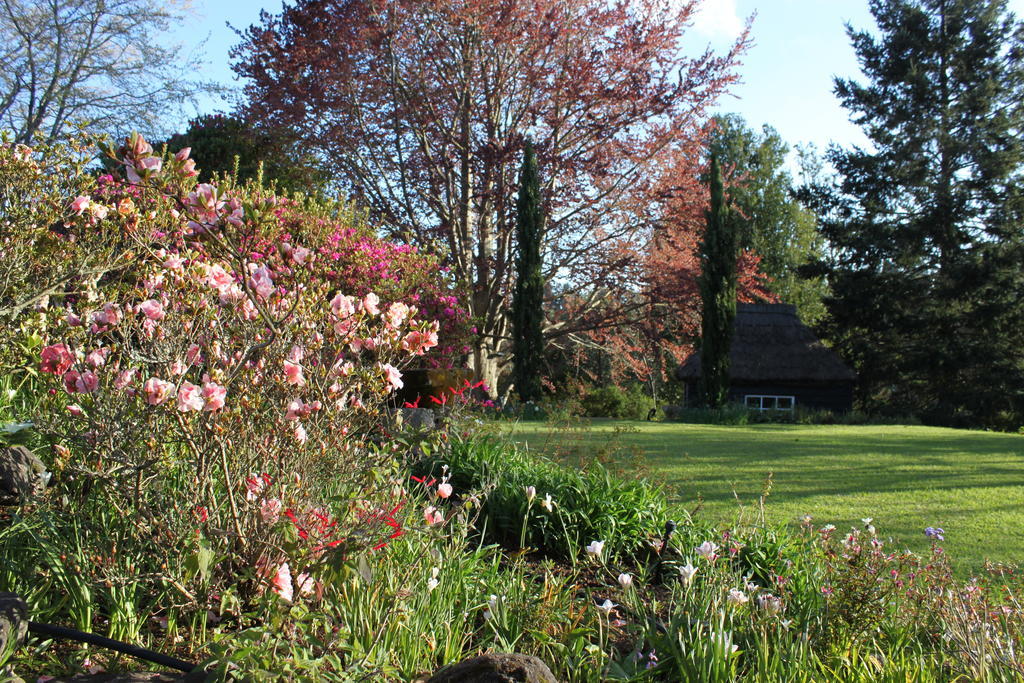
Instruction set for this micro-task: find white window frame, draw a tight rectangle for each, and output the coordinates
[744,394,796,411]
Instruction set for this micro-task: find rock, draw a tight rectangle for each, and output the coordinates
[427,653,557,683]
[398,407,436,430]
[0,445,50,504]
[0,593,27,666]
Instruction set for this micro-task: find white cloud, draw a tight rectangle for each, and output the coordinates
[691,0,744,39]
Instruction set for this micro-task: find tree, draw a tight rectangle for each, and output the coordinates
[232,0,748,391]
[698,155,737,408]
[512,141,545,403]
[157,114,329,195]
[809,0,1024,426]
[0,0,212,143]
[708,114,828,323]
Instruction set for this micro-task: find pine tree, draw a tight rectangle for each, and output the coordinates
[812,0,1024,426]
[512,141,546,403]
[699,155,738,409]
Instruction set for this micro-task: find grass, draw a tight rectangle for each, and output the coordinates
[505,419,1024,573]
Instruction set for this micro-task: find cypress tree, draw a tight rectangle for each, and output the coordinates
[512,141,546,403]
[699,155,738,409]
[809,0,1024,426]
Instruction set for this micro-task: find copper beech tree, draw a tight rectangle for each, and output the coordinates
[233,0,749,391]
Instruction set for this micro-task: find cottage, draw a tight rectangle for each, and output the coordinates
[676,303,856,412]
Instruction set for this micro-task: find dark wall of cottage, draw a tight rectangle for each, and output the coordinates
[684,381,855,413]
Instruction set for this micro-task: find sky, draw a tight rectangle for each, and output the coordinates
[174,0,1024,160]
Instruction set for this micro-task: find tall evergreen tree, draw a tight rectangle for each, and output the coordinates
[709,114,828,323]
[809,0,1024,426]
[699,155,738,409]
[512,141,546,403]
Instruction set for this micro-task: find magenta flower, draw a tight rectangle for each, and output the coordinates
[40,343,74,375]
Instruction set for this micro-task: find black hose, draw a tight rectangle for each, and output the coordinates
[27,621,196,673]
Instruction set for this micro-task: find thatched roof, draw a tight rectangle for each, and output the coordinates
[676,304,856,383]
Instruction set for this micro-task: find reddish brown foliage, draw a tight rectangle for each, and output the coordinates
[233,0,752,391]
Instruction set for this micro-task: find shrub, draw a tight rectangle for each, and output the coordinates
[580,384,655,420]
[3,132,469,621]
[414,432,669,562]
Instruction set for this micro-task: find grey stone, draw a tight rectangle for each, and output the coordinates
[398,407,436,430]
[427,653,557,683]
[0,593,27,667]
[0,445,50,504]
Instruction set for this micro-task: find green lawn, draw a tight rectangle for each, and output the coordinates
[505,420,1024,573]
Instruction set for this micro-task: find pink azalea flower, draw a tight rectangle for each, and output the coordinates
[296,572,316,596]
[63,371,80,394]
[386,302,410,328]
[139,156,162,175]
[285,398,313,421]
[261,497,282,523]
[248,264,274,299]
[330,292,355,318]
[143,377,175,405]
[177,382,205,412]
[94,302,122,327]
[75,371,99,393]
[271,562,293,602]
[294,424,308,443]
[138,299,165,321]
[66,403,84,417]
[113,368,137,390]
[65,311,82,327]
[437,482,453,499]
[185,344,202,365]
[169,360,187,376]
[284,359,306,386]
[291,246,311,265]
[217,283,245,304]
[70,196,90,215]
[381,363,403,392]
[423,506,444,526]
[163,255,185,270]
[287,345,305,363]
[361,292,380,315]
[85,348,109,368]
[203,264,234,289]
[40,343,74,375]
[245,473,269,501]
[174,147,191,161]
[201,381,227,411]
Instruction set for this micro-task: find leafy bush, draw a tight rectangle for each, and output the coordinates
[414,432,670,562]
[580,384,655,420]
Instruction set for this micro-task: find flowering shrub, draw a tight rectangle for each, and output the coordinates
[27,132,462,604]
[0,135,134,378]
